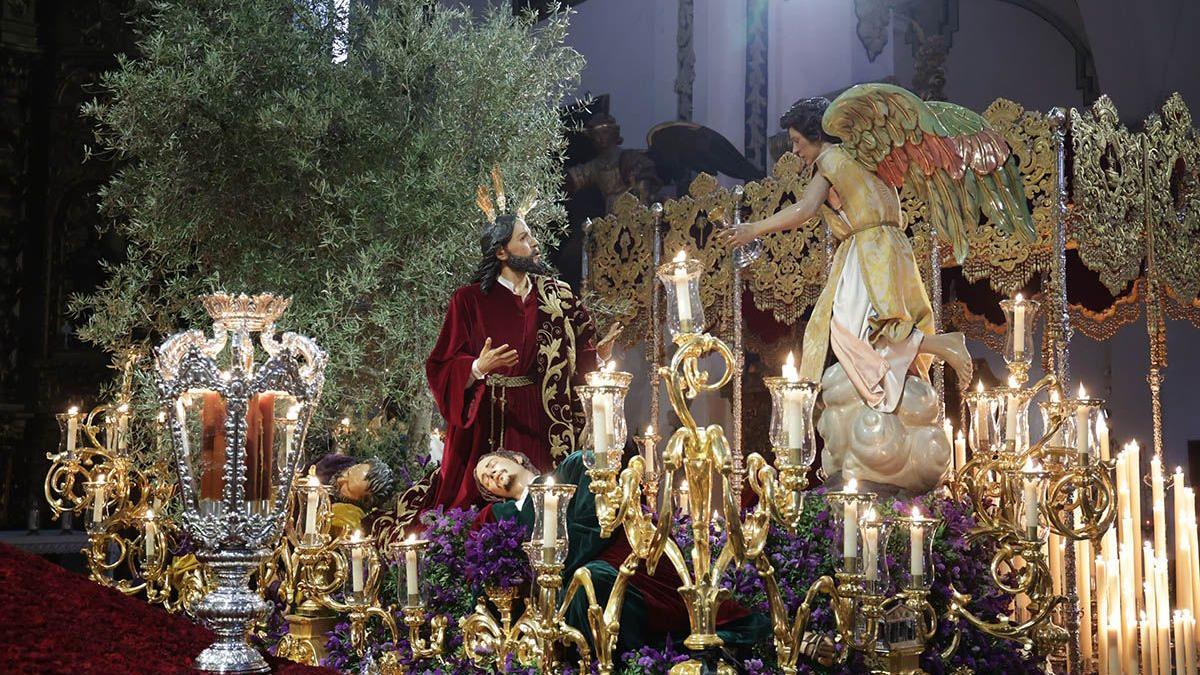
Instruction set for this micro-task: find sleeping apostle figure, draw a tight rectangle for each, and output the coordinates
[424,169,619,511]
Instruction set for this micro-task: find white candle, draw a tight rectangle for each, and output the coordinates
[304,470,320,535]
[144,509,157,560]
[1107,620,1121,675]
[543,481,559,560]
[1005,377,1019,447]
[404,535,419,600]
[1022,460,1041,533]
[92,474,107,524]
[843,478,859,562]
[1141,611,1154,675]
[1095,414,1108,459]
[642,425,656,474]
[782,353,804,461]
[679,479,690,512]
[972,382,990,451]
[1151,456,1166,558]
[863,510,879,582]
[591,391,612,468]
[1013,293,1026,357]
[910,506,925,579]
[1186,610,1196,674]
[66,407,79,456]
[942,419,953,452]
[117,404,129,451]
[672,251,693,328]
[284,406,299,460]
[954,431,967,473]
[1076,386,1092,455]
[350,531,364,593]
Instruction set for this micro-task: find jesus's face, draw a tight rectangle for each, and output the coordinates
[497,218,541,268]
[475,454,527,500]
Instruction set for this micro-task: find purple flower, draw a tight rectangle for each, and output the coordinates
[465,517,532,590]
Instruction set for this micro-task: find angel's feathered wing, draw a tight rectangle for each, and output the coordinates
[822,83,1034,262]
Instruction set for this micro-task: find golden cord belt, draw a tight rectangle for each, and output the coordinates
[486,374,534,452]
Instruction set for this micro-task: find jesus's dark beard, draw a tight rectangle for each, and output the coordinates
[504,253,554,277]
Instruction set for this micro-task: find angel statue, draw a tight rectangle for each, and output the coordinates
[721,84,1033,494]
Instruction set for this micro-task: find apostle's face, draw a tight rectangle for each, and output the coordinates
[789,128,822,165]
[475,454,528,500]
[336,463,371,502]
[496,218,541,269]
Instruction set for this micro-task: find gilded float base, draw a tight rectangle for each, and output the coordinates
[283,614,337,664]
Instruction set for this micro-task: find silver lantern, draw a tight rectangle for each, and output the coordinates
[155,293,326,673]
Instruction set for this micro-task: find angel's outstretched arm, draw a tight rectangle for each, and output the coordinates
[758,173,830,235]
[718,173,830,247]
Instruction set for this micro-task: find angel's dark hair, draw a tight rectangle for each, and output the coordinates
[780,97,839,144]
[470,214,519,294]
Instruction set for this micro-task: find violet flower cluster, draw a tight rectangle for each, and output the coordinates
[465,516,532,591]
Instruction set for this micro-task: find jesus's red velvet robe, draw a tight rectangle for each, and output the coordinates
[425,276,599,511]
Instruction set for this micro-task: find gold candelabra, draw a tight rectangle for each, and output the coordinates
[461,480,592,673]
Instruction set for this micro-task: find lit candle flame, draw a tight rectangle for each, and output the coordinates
[846,477,857,493]
[117,403,129,414]
[865,507,877,521]
[1015,293,1023,303]
[406,534,416,544]
[146,508,155,521]
[646,425,654,435]
[1007,375,1018,388]
[1050,389,1060,403]
[674,250,687,263]
[546,477,555,488]
[156,411,166,423]
[68,406,79,415]
[604,361,616,373]
[307,472,320,488]
[1078,383,1087,399]
[287,405,301,421]
[340,417,351,427]
[1022,458,1040,473]
[976,381,984,393]
[96,473,107,484]
[351,529,362,543]
[912,505,921,519]
[956,430,965,440]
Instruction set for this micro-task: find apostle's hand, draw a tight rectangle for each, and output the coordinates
[596,322,623,362]
[476,337,519,376]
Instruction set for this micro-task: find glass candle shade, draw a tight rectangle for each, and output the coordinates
[992,380,1033,454]
[340,531,376,604]
[1008,460,1049,541]
[294,467,333,547]
[1037,391,1070,450]
[897,509,940,591]
[56,407,82,460]
[578,367,633,472]
[391,536,429,609]
[656,251,705,339]
[634,427,661,478]
[141,508,164,572]
[965,384,999,454]
[528,481,575,567]
[85,474,109,534]
[858,509,894,597]
[826,484,877,577]
[1065,391,1106,460]
[999,296,1040,366]
[765,374,819,472]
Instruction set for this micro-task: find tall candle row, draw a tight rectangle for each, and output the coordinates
[1086,436,1200,674]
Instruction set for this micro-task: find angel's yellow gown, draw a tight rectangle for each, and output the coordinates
[798,144,936,413]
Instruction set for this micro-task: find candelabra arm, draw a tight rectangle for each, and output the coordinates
[556,553,640,675]
[950,586,1065,640]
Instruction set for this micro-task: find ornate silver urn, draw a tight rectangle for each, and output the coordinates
[155,293,326,672]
